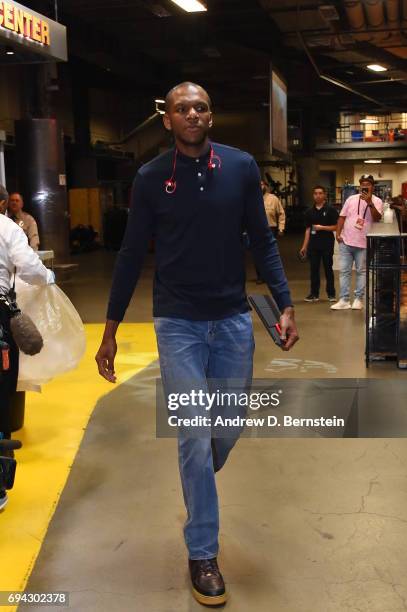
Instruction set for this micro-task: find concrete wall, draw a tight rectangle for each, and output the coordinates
[319,161,354,186]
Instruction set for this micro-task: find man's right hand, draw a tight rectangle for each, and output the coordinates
[360,191,372,203]
[95,338,117,383]
[299,247,306,257]
[336,234,344,243]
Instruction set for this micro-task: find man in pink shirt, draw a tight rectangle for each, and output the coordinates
[331,174,383,311]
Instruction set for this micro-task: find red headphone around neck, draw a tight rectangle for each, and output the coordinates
[164,145,222,194]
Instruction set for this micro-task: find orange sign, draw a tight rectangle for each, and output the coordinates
[0,1,50,46]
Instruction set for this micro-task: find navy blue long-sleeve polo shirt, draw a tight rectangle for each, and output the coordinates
[107,142,293,322]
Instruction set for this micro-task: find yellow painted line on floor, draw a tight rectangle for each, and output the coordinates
[0,323,158,611]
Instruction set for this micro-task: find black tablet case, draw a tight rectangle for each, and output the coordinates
[247,294,283,347]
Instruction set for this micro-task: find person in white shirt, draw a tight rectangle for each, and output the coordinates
[0,184,54,510]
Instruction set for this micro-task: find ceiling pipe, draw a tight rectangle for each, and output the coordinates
[343,0,372,42]
[353,76,406,83]
[343,0,404,47]
[366,0,392,44]
[402,0,407,26]
[386,0,399,24]
[343,0,366,29]
[385,0,404,48]
[286,26,405,36]
[365,0,385,27]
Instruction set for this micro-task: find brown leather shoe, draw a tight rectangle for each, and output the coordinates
[189,557,227,606]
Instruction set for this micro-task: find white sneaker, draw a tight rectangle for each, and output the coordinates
[330,299,351,310]
[352,298,364,310]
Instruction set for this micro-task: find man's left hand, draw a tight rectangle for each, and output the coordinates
[279,306,299,351]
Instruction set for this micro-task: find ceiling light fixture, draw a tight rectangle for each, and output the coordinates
[155,98,165,115]
[169,0,207,12]
[395,160,407,164]
[5,47,14,55]
[360,118,379,124]
[364,159,382,164]
[367,64,387,72]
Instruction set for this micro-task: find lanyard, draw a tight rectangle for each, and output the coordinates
[357,197,370,220]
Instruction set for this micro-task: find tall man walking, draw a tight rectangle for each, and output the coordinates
[331,174,382,310]
[95,82,298,606]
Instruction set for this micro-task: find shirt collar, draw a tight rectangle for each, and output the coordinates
[175,142,211,164]
[8,210,23,220]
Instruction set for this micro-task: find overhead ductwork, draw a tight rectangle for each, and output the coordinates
[386,0,399,25]
[344,0,395,29]
[343,0,404,46]
[344,0,366,30]
[385,0,404,54]
[262,0,407,66]
[365,0,385,28]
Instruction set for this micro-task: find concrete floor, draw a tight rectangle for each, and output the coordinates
[23,235,407,611]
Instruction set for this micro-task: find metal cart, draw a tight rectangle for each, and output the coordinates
[366,220,407,369]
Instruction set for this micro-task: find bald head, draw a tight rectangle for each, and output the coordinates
[165,82,212,112]
[163,81,213,153]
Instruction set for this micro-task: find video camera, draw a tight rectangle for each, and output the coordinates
[0,439,22,491]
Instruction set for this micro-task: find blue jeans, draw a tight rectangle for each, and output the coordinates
[154,313,254,560]
[339,242,367,301]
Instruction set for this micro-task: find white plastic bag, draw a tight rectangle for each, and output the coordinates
[15,280,86,390]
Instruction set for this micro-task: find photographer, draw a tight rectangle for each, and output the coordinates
[0,184,54,510]
[331,174,383,311]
